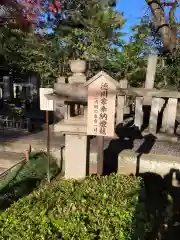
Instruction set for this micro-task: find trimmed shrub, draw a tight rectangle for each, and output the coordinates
[0,174,149,240]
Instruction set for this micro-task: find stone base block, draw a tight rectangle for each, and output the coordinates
[64,134,89,179]
[54,120,87,135]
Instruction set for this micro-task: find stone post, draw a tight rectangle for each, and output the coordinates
[144,54,158,105]
[134,97,143,130]
[149,97,160,135]
[116,79,128,125]
[119,79,128,89]
[145,55,158,89]
[116,96,125,125]
[54,76,66,121]
[161,102,168,133]
[163,98,177,135]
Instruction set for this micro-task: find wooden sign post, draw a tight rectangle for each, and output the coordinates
[40,88,54,183]
[85,71,117,175]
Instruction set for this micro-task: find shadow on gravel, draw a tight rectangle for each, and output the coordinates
[132,169,180,239]
[101,123,180,239]
[103,124,142,175]
[135,133,156,176]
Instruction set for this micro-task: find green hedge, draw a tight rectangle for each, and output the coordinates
[0,152,59,210]
[0,174,149,240]
[0,152,59,187]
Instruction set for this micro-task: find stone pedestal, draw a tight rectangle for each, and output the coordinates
[64,134,89,179]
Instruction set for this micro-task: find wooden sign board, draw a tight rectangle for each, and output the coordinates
[86,74,116,137]
[40,88,54,111]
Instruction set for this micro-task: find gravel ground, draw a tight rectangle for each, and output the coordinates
[0,129,180,157]
[91,137,180,157]
[133,139,180,156]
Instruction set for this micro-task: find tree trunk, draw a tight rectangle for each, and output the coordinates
[147,0,177,52]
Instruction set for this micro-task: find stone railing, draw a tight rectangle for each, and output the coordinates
[52,73,180,141]
[46,63,180,179]
[120,88,179,141]
[45,55,180,181]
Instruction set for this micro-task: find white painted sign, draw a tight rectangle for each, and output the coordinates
[40,88,54,111]
[85,72,117,137]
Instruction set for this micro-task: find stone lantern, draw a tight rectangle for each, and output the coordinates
[50,60,90,179]
[54,59,87,132]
